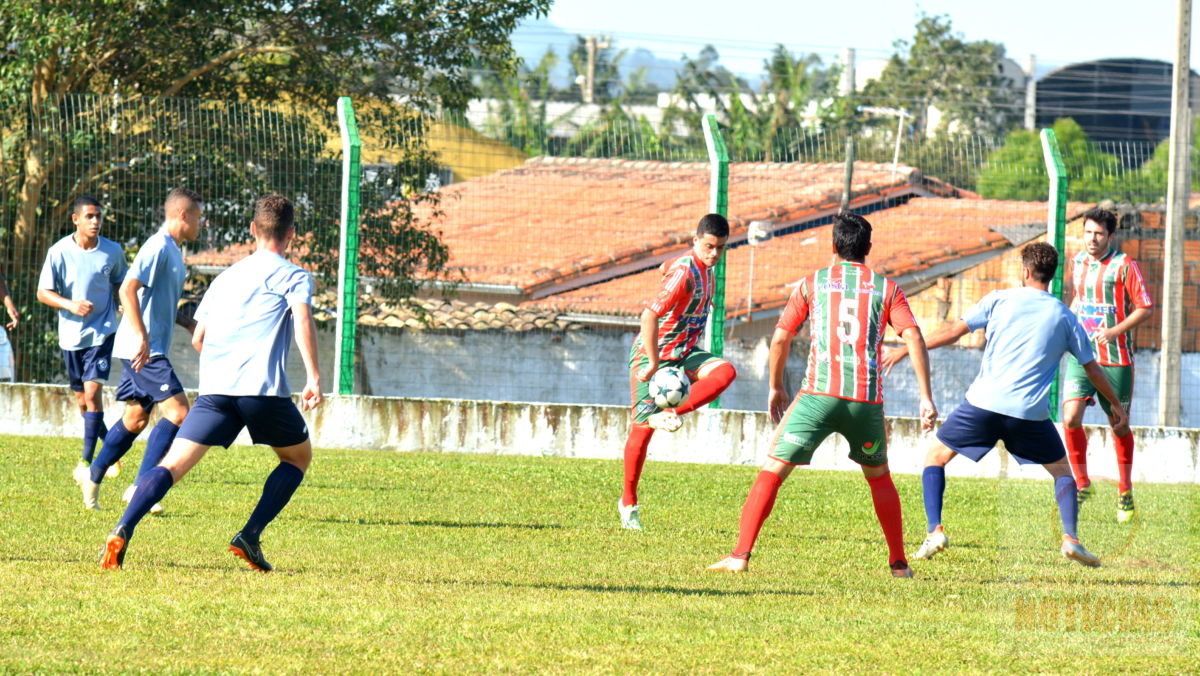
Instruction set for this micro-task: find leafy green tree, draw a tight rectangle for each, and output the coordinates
[977,118,1122,201]
[861,14,1021,137]
[1133,117,1200,201]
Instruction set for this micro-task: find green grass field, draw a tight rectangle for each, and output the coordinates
[0,434,1195,674]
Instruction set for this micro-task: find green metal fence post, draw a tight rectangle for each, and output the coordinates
[334,96,362,396]
[701,114,728,409]
[1040,128,1068,420]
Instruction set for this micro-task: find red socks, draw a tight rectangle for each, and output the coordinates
[866,472,906,566]
[1115,432,1135,493]
[621,424,654,506]
[1064,426,1089,489]
[674,362,736,415]
[733,471,783,556]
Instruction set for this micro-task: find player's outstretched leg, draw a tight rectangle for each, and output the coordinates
[912,445,956,561]
[1062,399,1092,502]
[863,467,911,578]
[618,424,653,530]
[1048,461,1100,567]
[230,444,309,572]
[82,413,142,510]
[709,464,788,573]
[99,466,174,570]
[1114,431,1135,523]
[81,411,106,465]
[673,361,735,416]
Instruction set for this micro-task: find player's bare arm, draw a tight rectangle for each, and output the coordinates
[36,287,93,317]
[766,327,793,424]
[292,301,323,410]
[882,319,969,374]
[1082,360,1129,435]
[1095,306,1152,346]
[191,321,207,353]
[0,271,18,330]
[899,326,938,430]
[118,276,151,370]
[635,308,660,382]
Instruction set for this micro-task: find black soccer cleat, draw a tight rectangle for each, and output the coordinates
[229,531,273,572]
[99,525,129,570]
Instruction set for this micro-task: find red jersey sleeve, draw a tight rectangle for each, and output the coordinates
[775,276,811,334]
[1124,259,1154,309]
[646,264,690,316]
[885,282,918,334]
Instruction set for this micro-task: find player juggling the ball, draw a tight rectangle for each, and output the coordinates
[884,242,1127,568]
[100,195,323,572]
[709,212,937,578]
[618,213,737,530]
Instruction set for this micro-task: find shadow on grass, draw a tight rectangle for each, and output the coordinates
[310,516,563,530]
[416,577,814,598]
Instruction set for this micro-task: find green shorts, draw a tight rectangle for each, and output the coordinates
[1062,356,1133,417]
[770,393,888,467]
[628,345,720,423]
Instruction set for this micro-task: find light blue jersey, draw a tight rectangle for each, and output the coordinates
[113,228,186,359]
[963,287,1094,421]
[38,234,127,350]
[194,250,313,396]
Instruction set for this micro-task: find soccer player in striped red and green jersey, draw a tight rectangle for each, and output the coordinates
[617,214,738,531]
[709,212,937,577]
[1062,207,1153,523]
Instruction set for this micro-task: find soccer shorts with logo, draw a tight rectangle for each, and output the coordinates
[62,333,115,391]
[1062,355,1133,417]
[627,345,720,422]
[936,400,1066,465]
[178,394,309,448]
[770,393,888,467]
[114,355,185,411]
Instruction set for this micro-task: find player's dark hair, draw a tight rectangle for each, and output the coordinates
[165,187,203,215]
[72,194,101,214]
[832,211,872,261]
[696,213,729,238]
[1021,242,1059,283]
[1081,207,1117,235]
[254,194,295,241]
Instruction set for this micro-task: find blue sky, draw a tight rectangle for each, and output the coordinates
[527,0,1197,75]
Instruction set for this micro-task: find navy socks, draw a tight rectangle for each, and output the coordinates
[922,466,946,532]
[242,463,305,540]
[138,419,179,479]
[90,421,138,484]
[81,412,106,463]
[118,466,174,539]
[1054,475,1079,539]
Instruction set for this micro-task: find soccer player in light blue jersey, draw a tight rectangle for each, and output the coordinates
[76,188,204,511]
[884,243,1129,568]
[37,195,128,478]
[101,194,324,572]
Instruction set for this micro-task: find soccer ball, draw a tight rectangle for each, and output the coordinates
[649,366,690,409]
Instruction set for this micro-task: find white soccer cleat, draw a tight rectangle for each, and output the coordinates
[707,555,749,573]
[1061,535,1101,567]
[73,462,90,485]
[911,527,949,560]
[123,483,164,515]
[105,460,121,479]
[617,499,642,530]
[646,410,682,433]
[79,478,101,511]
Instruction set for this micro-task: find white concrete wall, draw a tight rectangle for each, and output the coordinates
[2,383,1196,483]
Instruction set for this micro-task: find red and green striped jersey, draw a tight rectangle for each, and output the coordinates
[637,252,714,361]
[1069,248,1153,366]
[777,262,917,404]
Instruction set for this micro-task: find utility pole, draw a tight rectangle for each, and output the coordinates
[840,47,856,211]
[580,35,612,105]
[1024,54,1037,131]
[1159,0,1191,427]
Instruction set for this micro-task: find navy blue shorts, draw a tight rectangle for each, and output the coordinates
[62,334,115,391]
[178,394,309,448]
[114,356,185,411]
[936,400,1066,466]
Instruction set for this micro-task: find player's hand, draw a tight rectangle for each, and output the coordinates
[636,360,659,382]
[768,387,790,424]
[880,345,908,376]
[1108,402,1129,437]
[4,310,17,331]
[1095,327,1119,345]
[919,397,938,432]
[300,379,323,410]
[130,334,150,372]
[70,299,94,317]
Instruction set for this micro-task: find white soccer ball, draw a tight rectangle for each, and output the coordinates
[649,366,690,409]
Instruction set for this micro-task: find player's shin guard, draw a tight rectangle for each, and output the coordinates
[621,424,654,507]
[1054,475,1079,539]
[673,362,736,415]
[921,466,945,532]
[1064,426,1089,489]
[866,472,906,566]
[242,462,305,539]
[1115,432,1135,493]
[90,421,138,484]
[82,411,106,464]
[118,466,174,539]
[732,471,783,557]
[138,419,179,479]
